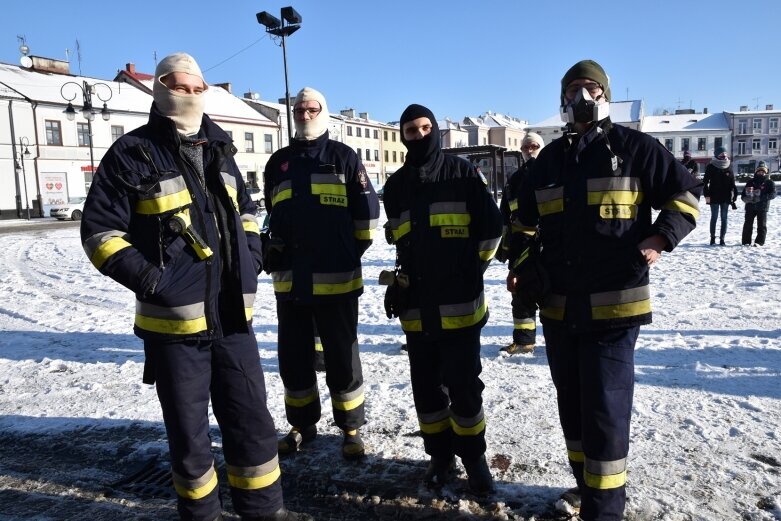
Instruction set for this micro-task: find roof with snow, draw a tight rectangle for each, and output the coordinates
[529,100,643,128]
[641,112,730,133]
[462,112,527,130]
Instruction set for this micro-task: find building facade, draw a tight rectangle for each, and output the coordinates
[726,105,780,174]
[641,110,731,170]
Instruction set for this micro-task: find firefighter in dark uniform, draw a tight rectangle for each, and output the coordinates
[81,53,311,521]
[499,132,544,355]
[508,60,701,520]
[382,104,503,495]
[262,87,380,460]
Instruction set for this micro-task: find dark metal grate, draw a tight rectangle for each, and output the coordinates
[106,456,176,500]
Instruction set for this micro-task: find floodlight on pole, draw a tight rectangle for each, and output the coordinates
[257,6,302,143]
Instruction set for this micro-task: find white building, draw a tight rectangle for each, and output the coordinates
[439,119,469,148]
[641,110,731,169]
[526,100,645,147]
[725,105,780,174]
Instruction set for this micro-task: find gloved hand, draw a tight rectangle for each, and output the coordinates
[384,282,406,319]
[512,256,550,309]
[731,202,737,210]
[260,231,285,275]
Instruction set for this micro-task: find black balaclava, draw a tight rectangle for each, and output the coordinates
[400,104,442,170]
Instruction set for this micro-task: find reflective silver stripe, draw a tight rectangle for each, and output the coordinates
[332,383,364,404]
[354,218,379,231]
[243,293,255,309]
[543,293,566,308]
[586,457,627,476]
[310,173,344,184]
[388,210,411,229]
[312,269,362,284]
[587,177,642,191]
[172,463,216,491]
[400,308,421,321]
[271,270,292,282]
[226,455,279,479]
[429,201,467,214]
[451,408,484,428]
[590,286,650,306]
[220,171,237,190]
[478,237,501,251]
[83,230,129,259]
[137,176,188,202]
[272,181,292,197]
[439,292,484,317]
[285,384,319,400]
[535,186,564,202]
[418,408,451,424]
[136,300,205,320]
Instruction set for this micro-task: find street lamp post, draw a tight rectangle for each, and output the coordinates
[14,137,32,220]
[257,6,302,143]
[60,81,113,177]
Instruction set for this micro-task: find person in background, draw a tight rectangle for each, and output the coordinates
[262,87,380,461]
[509,59,700,520]
[500,132,545,355]
[382,104,502,495]
[740,161,776,246]
[681,149,699,178]
[80,53,311,521]
[702,146,737,245]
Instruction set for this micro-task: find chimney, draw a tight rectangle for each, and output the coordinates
[340,108,356,118]
[213,82,232,93]
[126,63,136,74]
[766,104,774,110]
[30,56,70,75]
[244,91,260,100]
[740,105,749,111]
[703,107,708,114]
[359,112,369,120]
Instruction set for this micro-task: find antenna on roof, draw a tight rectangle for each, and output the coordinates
[75,39,83,75]
[153,51,158,68]
[65,48,71,63]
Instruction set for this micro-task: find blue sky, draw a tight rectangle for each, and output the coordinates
[2,0,779,124]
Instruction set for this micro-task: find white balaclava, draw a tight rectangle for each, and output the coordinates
[521,132,545,161]
[152,52,208,136]
[293,87,329,140]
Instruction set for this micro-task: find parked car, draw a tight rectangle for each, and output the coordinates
[49,197,86,221]
[247,186,265,210]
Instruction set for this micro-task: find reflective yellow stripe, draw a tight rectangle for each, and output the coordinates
[479,246,498,261]
[400,318,422,332]
[273,281,292,292]
[135,315,208,335]
[311,183,347,196]
[451,417,486,436]
[173,470,218,500]
[332,393,365,411]
[509,200,518,211]
[512,248,530,269]
[354,228,374,240]
[91,237,132,269]
[312,277,363,296]
[284,392,318,408]
[243,220,260,234]
[592,299,651,320]
[441,299,487,330]
[568,449,585,463]
[135,190,191,215]
[224,184,239,212]
[430,213,471,226]
[228,465,281,490]
[272,189,292,206]
[419,418,451,434]
[244,307,253,321]
[514,319,535,330]
[663,199,700,219]
[314,340,323,352]
[537,199,564,216]
[392,221,411,241]
[540,306,565,320]
[584,469,627,490]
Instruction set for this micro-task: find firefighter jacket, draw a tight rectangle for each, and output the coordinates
[81,107,262,340]
[510,121,701,331]
[262,131,380,303]
[498,158,535,262]
[383,155,503,335]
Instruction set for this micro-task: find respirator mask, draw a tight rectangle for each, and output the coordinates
[560,87,610,125]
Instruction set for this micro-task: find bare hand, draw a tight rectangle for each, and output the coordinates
[506,271,517,293]
[638,234,667,266]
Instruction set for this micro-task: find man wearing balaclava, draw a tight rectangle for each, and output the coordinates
[262,87,379,462]
[740,160,777,246]
[81,53,312,521]
[507,60,702,520]
[382,104,502,495]
[498,131,544,355]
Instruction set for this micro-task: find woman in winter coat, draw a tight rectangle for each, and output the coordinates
[702,147,738,245]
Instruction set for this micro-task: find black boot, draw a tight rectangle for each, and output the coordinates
[710,236,716,245]
[242,506,314,521]
[719,238,726,246]
[423,455,456,488]
[461,455,495,496]
[278,425,317,455]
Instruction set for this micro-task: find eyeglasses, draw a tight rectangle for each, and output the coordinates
[521,143,540,151]
[564,82,603,100]
[293,107,321,117]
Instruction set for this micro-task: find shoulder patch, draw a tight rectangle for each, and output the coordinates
[358,168,369,189]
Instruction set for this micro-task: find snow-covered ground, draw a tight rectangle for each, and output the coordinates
[0,202,780,520]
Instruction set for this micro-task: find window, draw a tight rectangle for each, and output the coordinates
[77,123,91,147]
[347,126,353,137]
[770,118,779,134]
[365,148,370,160]
[738,119,748,134]
[245,132,254,152]
[45,120,62,146]
[356,127,362,138]
[225,130,233,139]
[681,138,690,151]
[392,132,396,142]
[264,134,273,153]
[384,130,388,141]
[664,138,673,151]
[752,139,761,153]
[374,150,379,161]
[373,129,379,139]
[715,137,723,149]
[392,151,397,163]
[400,152,405,162]
[356,148,362,159]
[111,125,124,143]
[769,138,778,151]
[737,140,746,155]
[753,118,762,133]
[697,137,706,151]
[384,150,389,162]
[482,137,487,145]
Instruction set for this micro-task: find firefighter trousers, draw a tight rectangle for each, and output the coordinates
[277,298,365,431]
[511,292,537,345]
[406,328,486,461]
[144,332,283,521]
[543,325,639,521]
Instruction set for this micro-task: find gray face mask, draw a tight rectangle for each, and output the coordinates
[152,77,206,136]
[560,87,610,125]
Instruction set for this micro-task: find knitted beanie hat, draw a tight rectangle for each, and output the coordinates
[561,60,611,102]
[756,161,768,174]
[714,146,728,158]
